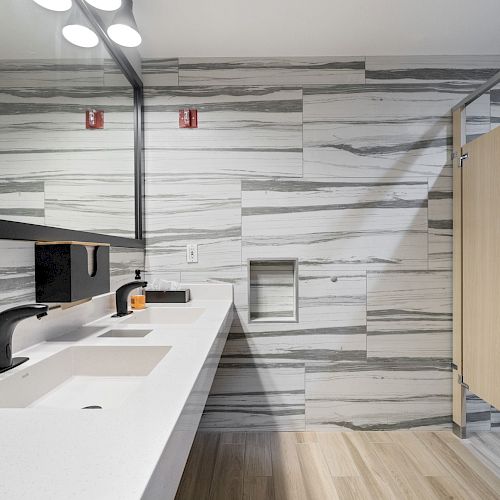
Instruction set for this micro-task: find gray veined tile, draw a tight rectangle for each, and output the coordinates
[103,59,132,87]
[305,357,452,431]
[0,59,105,88]
[146,149,302,180]
[466,391,492,432]
[0,149,136,232]
[0,181,44,224]
[0,85,135,154]
[144,272,182,288]
[299,271,366,330]
[144,86,303,179]
[181,269,366,341]
[465,93,491,143]
[145,179,242,274]
[110,248,146,290]
[44,178,135,238]
[199,364,306,431]
[367,271,452,358]
[242,179,428,270]
[490,88,500,131]
[179,270,242,286]
[0,67,136,233]
[178,57,365,86]
[0,65,135,233]
[306,400,451,432]
[142,58,179,86]
[303,84,455,179]
[0,67,135,159]
[184,269,366,431]
[0,151,134,183]
[220,332,367,368]
[222,270,367,364]
[366,55,500,84]
[491,405,500,431]
[230,269,368,345]
[0,240,36,310]
[428,176,452,270]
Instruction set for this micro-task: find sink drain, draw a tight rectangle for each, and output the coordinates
[82,405,103,410]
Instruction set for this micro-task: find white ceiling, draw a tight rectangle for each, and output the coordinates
[135,0,500,58]
[2,1,499,62]
[0,0,109,59]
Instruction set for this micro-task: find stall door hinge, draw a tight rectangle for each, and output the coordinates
[458,153,469,168]
[458,374,469,390]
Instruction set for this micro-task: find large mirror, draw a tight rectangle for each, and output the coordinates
[0,0,139,241]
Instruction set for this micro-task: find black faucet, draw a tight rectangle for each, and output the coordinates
[0,304,48,373]
[113,281,147,317]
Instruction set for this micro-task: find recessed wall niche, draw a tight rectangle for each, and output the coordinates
[248,259,298,323]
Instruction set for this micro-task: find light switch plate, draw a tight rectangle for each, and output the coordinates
[186,243,198,263]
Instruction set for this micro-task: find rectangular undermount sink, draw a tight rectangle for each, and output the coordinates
[0,346,170,410]
[123,307,205,325]
[99,329,153,338]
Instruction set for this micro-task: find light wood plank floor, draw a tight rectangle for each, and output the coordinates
[175,431,500,500]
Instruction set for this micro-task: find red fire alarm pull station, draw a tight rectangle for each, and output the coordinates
[86,109,104,129]
[179,109,198,128]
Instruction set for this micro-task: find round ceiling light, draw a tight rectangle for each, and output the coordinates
[84,0,122,11]
[107,0,142,47]
[107,23,141,47]
[62,5,99,48]
[32,0,72,11]
[62,24,99,47]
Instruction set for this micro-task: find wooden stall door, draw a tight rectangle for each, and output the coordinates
[462,125,500,410]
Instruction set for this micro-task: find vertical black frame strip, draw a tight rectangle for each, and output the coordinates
[134,86,145,240]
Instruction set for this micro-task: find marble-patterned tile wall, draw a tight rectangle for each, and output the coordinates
[0,59,135,238]
[303,83,455,179]
[490,88,500,130]
[143,55,500,431]
[146,178,241,273]
[144,85,303,182]
[178,57,365,86]
[0,182,45,225]
[241,179,428,270]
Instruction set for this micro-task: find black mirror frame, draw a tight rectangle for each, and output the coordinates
[0,0,145,249]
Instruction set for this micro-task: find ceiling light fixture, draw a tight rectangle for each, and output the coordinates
[32,0,72,11]
[62,8,99,48]
[84,0,122,11]
[107,0,142,47]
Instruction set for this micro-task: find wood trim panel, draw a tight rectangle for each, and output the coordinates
[452,108,466,431]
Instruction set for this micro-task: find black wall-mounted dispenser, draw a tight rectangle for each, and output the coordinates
[35,241,110,303]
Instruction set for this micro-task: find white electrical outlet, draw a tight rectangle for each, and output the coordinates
[186,243,198,263]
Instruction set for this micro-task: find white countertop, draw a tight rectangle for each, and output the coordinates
[0,284,233,500]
